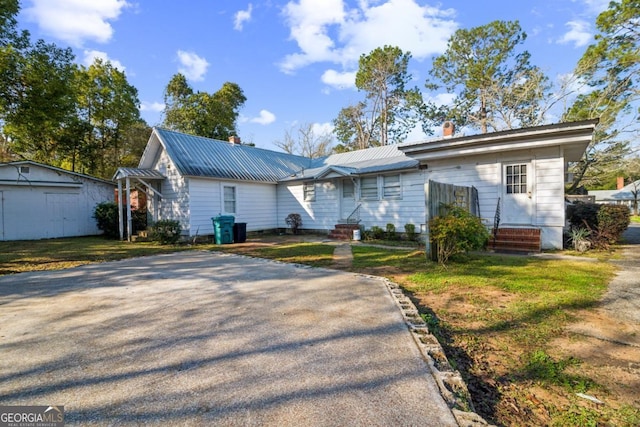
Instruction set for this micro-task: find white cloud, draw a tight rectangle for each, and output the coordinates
[234,4,253,31]
[558,20,592,47]
[24,0,129,46]
[311,122,334,135]
[575,0,610,14]
[141,101,165,113]
[176,50,209,82]
[279,0,458,75]
[250,110,276,125]
[321,69,356,89]
[83,49,126,71]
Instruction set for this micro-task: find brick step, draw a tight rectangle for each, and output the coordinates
[329,223,361,240]
[490,228,541,253]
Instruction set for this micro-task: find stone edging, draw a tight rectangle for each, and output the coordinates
[377,276,495,427]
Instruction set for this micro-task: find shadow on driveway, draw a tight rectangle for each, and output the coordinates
[0,252,457,426]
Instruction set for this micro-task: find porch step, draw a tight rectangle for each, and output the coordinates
[328,224,361,240]
[489,228,541,253]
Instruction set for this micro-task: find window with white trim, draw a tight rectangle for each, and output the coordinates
[223,185,236,213]
[303,183,315,201]
[360,176,378,200]
[383,174,401,199]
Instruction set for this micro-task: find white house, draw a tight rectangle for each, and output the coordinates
[115,119,598,250]
[0,160,116,241]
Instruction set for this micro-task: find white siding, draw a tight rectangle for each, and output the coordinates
[0,164,114,241]
[152,149,189,233]
[189,178,278,235]
[277,171,426,232]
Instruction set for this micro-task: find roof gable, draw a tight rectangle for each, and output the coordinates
[142,128,313,183]
[0,160,114,186]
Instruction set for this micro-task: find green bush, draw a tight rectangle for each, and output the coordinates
[151,219,182,244]
[597,204,630,244]
[404,223,417,241]
[429,204,489,265]
[93,202,120,238]
[385,223,396,240]
[567,202,630,249]
[368,225,384,240]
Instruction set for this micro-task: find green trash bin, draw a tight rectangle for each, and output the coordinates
[212,215,235,244]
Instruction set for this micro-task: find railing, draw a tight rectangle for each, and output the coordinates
[345,204,362,224]
[493,197,501,241]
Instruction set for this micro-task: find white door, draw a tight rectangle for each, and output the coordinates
[501,163,533,225]
[46,193,79,238]
[341,179,356,220]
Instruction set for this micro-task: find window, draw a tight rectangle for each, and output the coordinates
[223,186,236,213]
[360,176,378,200]
[343,180,354,198]
[303,183,315,201]
[383,174,401,199]
[506,164,527,194]
[19,166,30,174]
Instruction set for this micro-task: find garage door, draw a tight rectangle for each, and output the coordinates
[46,193,79,238]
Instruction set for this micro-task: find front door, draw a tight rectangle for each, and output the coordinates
[501,162,533,225]
[341,179,356,221]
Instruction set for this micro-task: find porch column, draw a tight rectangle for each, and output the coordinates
[126,177,132,242]
[118,179,124,241]
[424,180,431,259]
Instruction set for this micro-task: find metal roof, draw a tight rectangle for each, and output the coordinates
[154,128,312,182]
[281,145,419,181]
[113,167,165,181]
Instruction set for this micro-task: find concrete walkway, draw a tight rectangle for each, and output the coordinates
[0,251,465,426]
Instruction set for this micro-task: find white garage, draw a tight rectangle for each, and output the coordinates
[0,161,116,241]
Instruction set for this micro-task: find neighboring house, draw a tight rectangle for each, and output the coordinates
[589,179,640,215]
[115,119,597,250]
[0,160,116,241]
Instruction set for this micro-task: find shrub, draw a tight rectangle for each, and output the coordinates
[597,204,630,244]
[385,223,396,240]
[429,204,489,265]
[151,219,182,244]
[368,225,384,240]
[404,223,417,241]
[567,202,630,249]
[567,202,599,231]
[285,213,302,234]
[93,202,120,238]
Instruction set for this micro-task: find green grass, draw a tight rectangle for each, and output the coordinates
[631,215,640,224]
[0,236,193,275]
[216,242,335,267]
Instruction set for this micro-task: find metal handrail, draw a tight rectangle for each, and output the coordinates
[345,204,362,224]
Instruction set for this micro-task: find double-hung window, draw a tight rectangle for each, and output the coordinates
[360,176,378,200]
[383,174,401,199]
[223,186,236,213]
[303,183,315,201]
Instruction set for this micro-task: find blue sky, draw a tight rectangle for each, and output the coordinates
[18,0,610,151]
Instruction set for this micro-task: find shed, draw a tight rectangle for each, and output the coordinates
[0,161,116,241]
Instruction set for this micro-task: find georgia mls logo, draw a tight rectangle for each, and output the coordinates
[0,405,64,427]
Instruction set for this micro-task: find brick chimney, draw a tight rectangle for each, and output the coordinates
[228,136,241,145]
[617,176,625,190]
[443,121,455,138]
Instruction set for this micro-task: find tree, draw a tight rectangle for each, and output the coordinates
[564,0,639,193]
[163,74,247,140]
[2,40,79,164]
[423,20,551,134]
[274,123,334,158]
[333,46,423,151]
[75,58,142,178]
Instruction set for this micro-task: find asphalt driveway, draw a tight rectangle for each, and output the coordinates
[0,252,458,426]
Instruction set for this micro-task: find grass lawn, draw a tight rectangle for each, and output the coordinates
[1,235,637,426]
